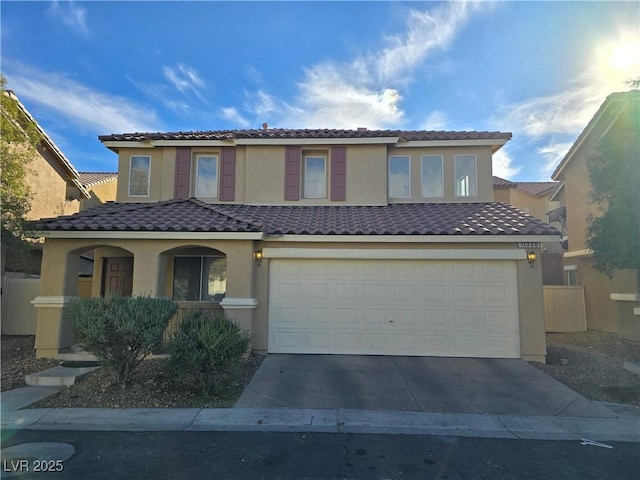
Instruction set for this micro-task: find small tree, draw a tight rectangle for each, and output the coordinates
[64,296,178,386]
[167,309,250,395]
[585,93,640,281]
[0,75,40,271]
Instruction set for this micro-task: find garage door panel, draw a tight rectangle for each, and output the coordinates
[268,259,520,358]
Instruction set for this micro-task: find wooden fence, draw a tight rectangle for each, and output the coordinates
[543,285,587,332]
[1,277,40,335]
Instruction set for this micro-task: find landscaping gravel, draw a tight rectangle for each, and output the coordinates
[3,331,639,408]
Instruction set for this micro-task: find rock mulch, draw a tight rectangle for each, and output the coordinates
[1,336,59,391]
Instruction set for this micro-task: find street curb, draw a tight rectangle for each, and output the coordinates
[2,407,639,443]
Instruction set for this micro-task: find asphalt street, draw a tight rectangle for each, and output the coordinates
[1,430,638,480]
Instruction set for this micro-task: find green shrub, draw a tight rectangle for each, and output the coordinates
[168,309,250,395]
[64,295,178,386]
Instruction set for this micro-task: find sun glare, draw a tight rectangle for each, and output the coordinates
[595,37,640,89]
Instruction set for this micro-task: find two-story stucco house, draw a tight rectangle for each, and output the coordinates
[31,128,559,361]
[550,90,640,340]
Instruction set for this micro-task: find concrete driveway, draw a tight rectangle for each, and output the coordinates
[234,355,615,417]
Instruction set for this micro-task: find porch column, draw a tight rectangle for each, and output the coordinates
[220,242,257,338]
[130,247,162,296]
[33,240,80,358]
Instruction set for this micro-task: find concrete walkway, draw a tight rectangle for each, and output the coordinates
[2,387,639,442]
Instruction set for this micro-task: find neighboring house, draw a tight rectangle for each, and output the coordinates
[492,176,563,285]
[1,90,90,275]
[550,90,639,338]
[31,128,559,361]
[78,172,118,211]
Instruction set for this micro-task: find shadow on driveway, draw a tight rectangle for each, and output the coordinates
[235,355,614,417]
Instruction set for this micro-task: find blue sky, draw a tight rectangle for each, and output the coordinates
[2,1,639,180]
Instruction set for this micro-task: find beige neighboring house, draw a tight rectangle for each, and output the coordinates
[78,172,118,210]
[493,176,563,285]
[31,127,559,361]
[550,90,639,340]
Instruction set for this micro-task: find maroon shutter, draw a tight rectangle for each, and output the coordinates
[284,146,301,201]
[330,147,347,201]
[174,147,192,199]
[219,147,236,201]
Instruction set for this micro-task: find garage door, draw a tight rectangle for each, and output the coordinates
[268,259,520,358]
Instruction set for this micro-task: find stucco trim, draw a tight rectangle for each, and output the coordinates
[263,248,526,260]
[396,139,508,149]
[36,231,264,240]
[220,297,259,309]
[31,296,77,308]
[235,137,400,146]
[265,234,559,243]
[610,293,640,302]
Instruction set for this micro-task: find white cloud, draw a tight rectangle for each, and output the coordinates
[421,111,448,130]
[48,1,88,35]
[537,142,573,180]
[163,64,205,96]
[241,2,483,129]
[6,67,159,134]
[221,107,250,128]
[492,148,521,180]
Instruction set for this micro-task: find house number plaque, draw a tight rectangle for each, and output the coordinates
[517,242,541,249]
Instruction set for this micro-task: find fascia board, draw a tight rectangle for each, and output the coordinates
[233,137,400,146]
[264,234,560,243]
[395,139,508,148]
[35,231,264,240]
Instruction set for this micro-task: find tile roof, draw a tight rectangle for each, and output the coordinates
[79,172,118,187]
[492,176,517,188]
[515,181,560,197]
[98,129,512,143]
[30,199,559,236]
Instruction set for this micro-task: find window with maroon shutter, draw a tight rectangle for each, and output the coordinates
[330,146,347,201]
[219,147,236,201]
[174,147,192,199]
[284,146,301,201]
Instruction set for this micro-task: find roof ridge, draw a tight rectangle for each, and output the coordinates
[188,199,266,230]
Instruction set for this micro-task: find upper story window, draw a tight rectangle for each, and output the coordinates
[129,155,150,196]
[195,155,218,198]
[421,155,444,198]
[388,155,411,198]
[304,155,327,198]
[454,154,477,197]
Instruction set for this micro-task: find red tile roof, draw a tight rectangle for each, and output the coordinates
[492,176,517,188]
[79,172,118,187]
[98,129,512,143]
[30,199,558,236]
[515,182,559,197]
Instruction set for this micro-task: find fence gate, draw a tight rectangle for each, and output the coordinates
[543,285,587,332]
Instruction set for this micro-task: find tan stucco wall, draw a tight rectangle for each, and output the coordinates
[26,146,80,220]
[80,180,118,210]
[565,256,639,332]
[387,146,495,203]
[493,188,512,203]
[516,258,547,362]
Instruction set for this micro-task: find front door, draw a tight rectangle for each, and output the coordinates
[103,257,133,296]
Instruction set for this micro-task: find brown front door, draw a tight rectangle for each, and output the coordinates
[103,257,133,296]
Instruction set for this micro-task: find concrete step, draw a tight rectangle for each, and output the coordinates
[25,364,102,387]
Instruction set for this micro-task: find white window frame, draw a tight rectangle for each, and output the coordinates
[421,155,444,198]
[195,154,219,198]
[454,154,477,197]
[388,155,411,198]
[128,155,151,197]
[564,265,578,286]
[303,155,327,199]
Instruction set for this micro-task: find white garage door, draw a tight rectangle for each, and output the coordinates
[268,259,520,358]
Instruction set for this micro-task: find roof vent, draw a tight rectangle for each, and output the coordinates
[262,122,269,130]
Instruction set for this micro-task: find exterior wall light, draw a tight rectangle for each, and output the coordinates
[255,250,263,266]
[527,250,537,267]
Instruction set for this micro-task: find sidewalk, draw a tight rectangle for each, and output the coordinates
[2,386,639,442]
